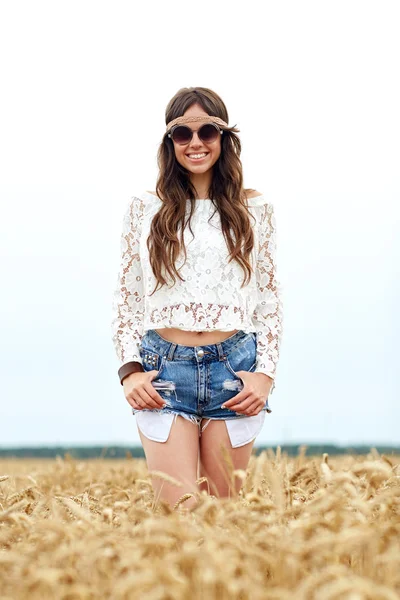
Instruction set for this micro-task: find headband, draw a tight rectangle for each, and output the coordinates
[166,115,229,133]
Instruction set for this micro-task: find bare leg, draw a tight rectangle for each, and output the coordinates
[137,414,200,511]
[198,418,255,498]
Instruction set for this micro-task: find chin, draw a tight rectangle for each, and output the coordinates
[187,165,210,173]
[184,157,216,172]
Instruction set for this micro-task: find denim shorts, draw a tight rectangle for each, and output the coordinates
[133,329,272,448]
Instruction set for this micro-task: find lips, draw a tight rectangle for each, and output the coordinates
[186,152,209,161]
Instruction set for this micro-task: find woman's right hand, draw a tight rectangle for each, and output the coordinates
[123,370,167,410]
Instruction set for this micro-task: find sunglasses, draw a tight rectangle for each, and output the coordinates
[167,122,223,145]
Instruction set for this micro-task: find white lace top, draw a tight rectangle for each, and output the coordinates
[111,191,284,393]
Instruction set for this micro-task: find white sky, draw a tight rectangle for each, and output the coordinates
[0,0,399,448]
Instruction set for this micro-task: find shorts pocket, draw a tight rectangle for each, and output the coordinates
[139,347,167,380]
[224,358,257,379]
[224,334,257,380]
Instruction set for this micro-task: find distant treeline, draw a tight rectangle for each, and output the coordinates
[0,444,399,459]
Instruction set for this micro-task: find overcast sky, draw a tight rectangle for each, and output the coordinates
[0,1,399,448]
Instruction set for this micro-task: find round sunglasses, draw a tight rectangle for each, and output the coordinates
[167,122,223,145]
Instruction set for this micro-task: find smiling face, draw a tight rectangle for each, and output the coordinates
[170,103,222,178]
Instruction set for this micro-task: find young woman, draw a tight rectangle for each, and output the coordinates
[111,87,284,511]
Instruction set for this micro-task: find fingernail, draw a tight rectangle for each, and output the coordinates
[221,405,227,409]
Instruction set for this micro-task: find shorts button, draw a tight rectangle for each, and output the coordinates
[197,349,204,357]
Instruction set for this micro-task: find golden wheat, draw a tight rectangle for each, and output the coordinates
[0,450,399,599]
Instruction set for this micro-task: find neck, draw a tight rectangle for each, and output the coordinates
[190,170,212,200]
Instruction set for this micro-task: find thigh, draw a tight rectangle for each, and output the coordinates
[198,418,255,498]
[138,414,200,494]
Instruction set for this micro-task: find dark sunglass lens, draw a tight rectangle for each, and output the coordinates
[172,126,192,144]
[199,124,219,143]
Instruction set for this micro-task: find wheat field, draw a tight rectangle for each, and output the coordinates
[0,448,399,599]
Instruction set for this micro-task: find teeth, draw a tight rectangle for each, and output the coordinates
[188,153,207,159]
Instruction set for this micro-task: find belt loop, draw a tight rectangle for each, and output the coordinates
[216,342,225,360]
[167,342,177,361]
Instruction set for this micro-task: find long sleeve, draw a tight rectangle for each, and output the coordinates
[111,196,146,368]
[251,201,284,395]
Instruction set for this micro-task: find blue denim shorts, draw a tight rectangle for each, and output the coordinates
[132,329,272,446]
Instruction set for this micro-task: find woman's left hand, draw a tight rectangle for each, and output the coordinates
[221,372,273,416]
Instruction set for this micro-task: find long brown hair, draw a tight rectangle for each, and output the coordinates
[148,86,257,296]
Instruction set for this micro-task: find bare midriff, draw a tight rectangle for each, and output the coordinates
[153,328,240,347]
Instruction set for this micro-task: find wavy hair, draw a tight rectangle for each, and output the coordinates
[147,86,257,296]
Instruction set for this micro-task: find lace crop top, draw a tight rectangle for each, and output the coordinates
[111,191,284,393]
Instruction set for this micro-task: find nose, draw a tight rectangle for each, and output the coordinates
[189,130,203,148]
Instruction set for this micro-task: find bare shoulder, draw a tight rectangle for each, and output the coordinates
[244,188,263,199]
